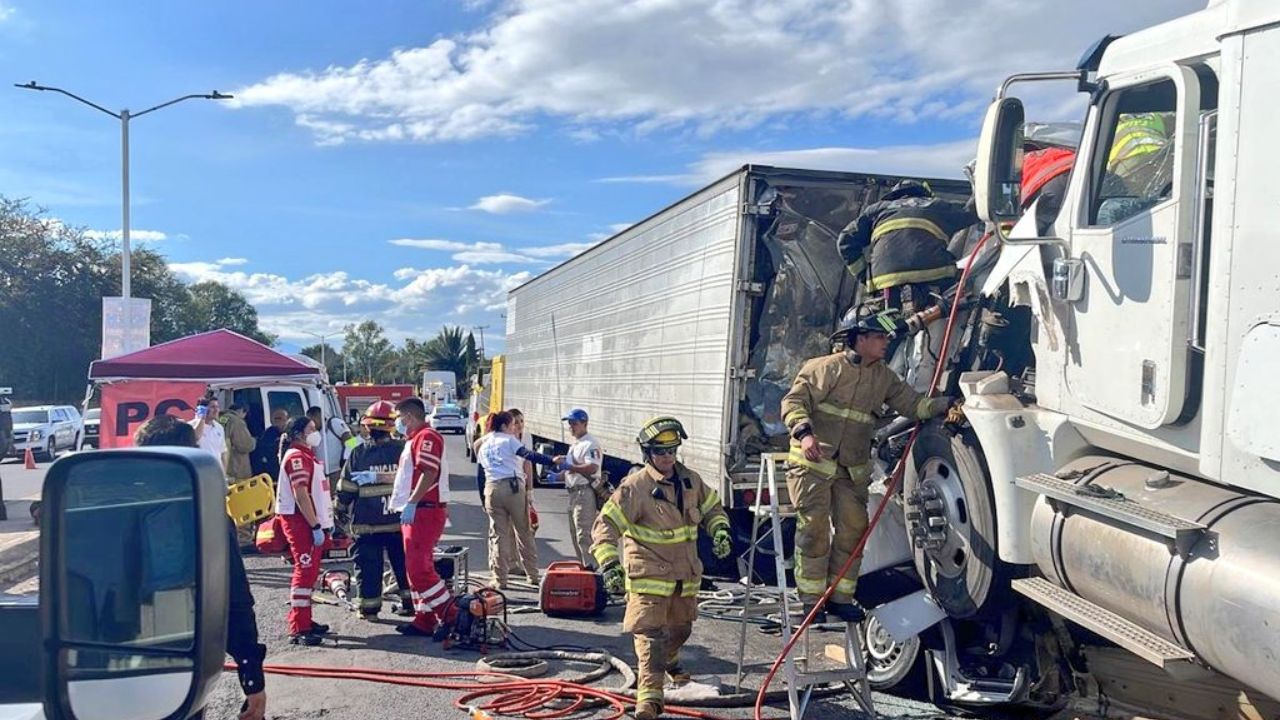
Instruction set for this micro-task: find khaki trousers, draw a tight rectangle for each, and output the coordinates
[786,463,870,603]
[623,592,699,707]
[567,485,599,568]
[484,479,539,583]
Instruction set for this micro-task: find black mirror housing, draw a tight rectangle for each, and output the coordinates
[40,448,228,720]
[975,97,1026,227]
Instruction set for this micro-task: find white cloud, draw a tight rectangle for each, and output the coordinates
[389,236,596,264]
[602,140,980,187]
[168,257,525,345]
[468,193,551,214]
[216,257,248,266]
[84,228,169,243]
[0,3,14,22]
[232,0,1201,145]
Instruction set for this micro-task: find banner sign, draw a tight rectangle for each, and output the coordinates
[100,381,206,449]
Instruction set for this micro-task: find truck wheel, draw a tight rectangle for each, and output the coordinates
[903,424,1007,619]
[38,438,56,462]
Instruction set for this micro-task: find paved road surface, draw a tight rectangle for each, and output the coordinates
[203,433,958,720]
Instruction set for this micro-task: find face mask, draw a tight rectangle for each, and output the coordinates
[395,418,408,436]
[305,431,322,448]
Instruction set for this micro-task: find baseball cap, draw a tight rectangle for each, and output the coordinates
[562,408,589,423]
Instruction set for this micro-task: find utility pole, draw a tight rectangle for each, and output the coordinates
[472,325,489,362]
[302,331,337,381]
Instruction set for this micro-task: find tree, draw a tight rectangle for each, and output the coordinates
[343,321,394,383]
[419,326,471,393]
[185,281,277,346]
[300,342,344,381]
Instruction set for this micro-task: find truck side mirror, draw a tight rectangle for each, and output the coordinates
[40,448,229,720]
[974,97,1026,228]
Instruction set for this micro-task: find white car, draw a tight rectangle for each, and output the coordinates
[428,404,466,434]
[11,405,81,461]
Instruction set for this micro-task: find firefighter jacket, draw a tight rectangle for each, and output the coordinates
[781,351,950,477]
[837,194,976,292]
[591,462,730,597]
[337,438,405,535]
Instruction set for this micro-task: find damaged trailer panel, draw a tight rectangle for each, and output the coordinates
[503,165,969,504]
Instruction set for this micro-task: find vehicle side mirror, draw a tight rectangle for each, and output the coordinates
[40,448,229,720]
[974,96,1026,228]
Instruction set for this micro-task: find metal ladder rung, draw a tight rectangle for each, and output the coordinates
[734,454,876,720]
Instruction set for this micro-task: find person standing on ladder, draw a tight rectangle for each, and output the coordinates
[780,307,953,623]
[591,416,733,720]
[336,401,413,620]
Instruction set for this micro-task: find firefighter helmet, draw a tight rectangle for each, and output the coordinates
[636,416,688,450]
[361,400,397,430]
[884,178,933,201]
[830,305,904,344]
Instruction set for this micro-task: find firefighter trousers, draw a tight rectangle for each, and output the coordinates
[279,512,330,635]
[484,479,539,584]
[403,506,453,633]
[786,463,869,604]
[353,531,409,615]
[566,485,598,569]
[623,592,699,708]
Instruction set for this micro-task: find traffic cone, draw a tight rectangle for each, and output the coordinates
[23,448,36,470]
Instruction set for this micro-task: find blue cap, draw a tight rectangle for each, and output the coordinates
[562,408,589,423]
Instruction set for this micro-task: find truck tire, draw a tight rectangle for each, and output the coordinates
[38,438,56,462]
[902,424,1007,619]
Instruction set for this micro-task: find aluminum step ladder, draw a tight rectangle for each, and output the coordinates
[733,452,876,720]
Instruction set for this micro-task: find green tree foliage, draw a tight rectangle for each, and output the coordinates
[343,320,394,383]
[300,342,344,381]
[0,197,275,403]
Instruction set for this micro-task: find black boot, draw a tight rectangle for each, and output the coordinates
[802,601,828,625]
[826,600,866,624]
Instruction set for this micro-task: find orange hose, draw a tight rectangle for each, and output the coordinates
[752,231,992,720]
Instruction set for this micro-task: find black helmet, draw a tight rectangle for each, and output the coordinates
[884,179,933,201]
[830,306,904,344]
[637,415,687,451]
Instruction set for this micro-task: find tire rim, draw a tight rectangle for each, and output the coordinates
[915,456,972,579]
[865,613,920,684]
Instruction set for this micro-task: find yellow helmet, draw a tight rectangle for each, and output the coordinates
[636,415,688,450]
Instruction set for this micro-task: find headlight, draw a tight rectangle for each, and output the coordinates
[29,429,43,440]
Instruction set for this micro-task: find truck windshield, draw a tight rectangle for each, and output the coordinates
[13,410,48,424]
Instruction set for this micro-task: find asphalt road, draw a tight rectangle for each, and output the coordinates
[203,433,958,720]
[0,450,60,503]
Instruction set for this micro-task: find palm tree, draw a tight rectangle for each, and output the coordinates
[420,326,470,383]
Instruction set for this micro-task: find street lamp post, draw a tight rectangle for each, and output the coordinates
[472,324,489,362]
[302,331,337,381]
[14,82,232,300]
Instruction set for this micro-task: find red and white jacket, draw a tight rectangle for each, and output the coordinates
[275,443,335,529]
[391,424,449,511]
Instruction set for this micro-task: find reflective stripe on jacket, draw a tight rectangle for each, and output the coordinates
[780,351,947,474]
[590,462,730,596]
[837,195,976,291]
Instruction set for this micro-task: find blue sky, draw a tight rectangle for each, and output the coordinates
[0,0,1202,352]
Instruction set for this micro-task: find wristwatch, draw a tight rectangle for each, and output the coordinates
[311,523,321,530]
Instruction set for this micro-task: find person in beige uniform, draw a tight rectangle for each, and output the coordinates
[780,306,952,622]
[553,408,603,568]
[591,416,732,720]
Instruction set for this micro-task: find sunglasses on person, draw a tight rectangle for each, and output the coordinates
[649,447,678,456]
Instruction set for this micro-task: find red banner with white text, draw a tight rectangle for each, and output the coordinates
[100,381,207,449]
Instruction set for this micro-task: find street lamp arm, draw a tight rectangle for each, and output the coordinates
[133,91,233,119]
[13,82,120,118]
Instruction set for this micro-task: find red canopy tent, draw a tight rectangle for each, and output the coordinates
[86,330,323,448]
[89,329,320,382]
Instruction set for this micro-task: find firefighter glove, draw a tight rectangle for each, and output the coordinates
[945,398,966,425]
[400,503,417,526]
[311,527,325,547]
[712,527,732,559]
[601,561,625,595]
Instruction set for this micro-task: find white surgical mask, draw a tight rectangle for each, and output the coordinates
[305,431,322,448]
[395,418,408,436]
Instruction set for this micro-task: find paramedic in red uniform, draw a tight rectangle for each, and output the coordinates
[274,416,335,645]
[392,397,457,637]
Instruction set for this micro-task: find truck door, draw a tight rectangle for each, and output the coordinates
[1065,65,1202,428]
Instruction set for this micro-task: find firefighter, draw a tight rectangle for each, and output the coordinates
[591,416,733,720]
[780,307,953,622]
[837,180,976,391]
[336,400,413,620]
[390,397,456,638]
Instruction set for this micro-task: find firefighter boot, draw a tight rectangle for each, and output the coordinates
[635,699,663,720]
